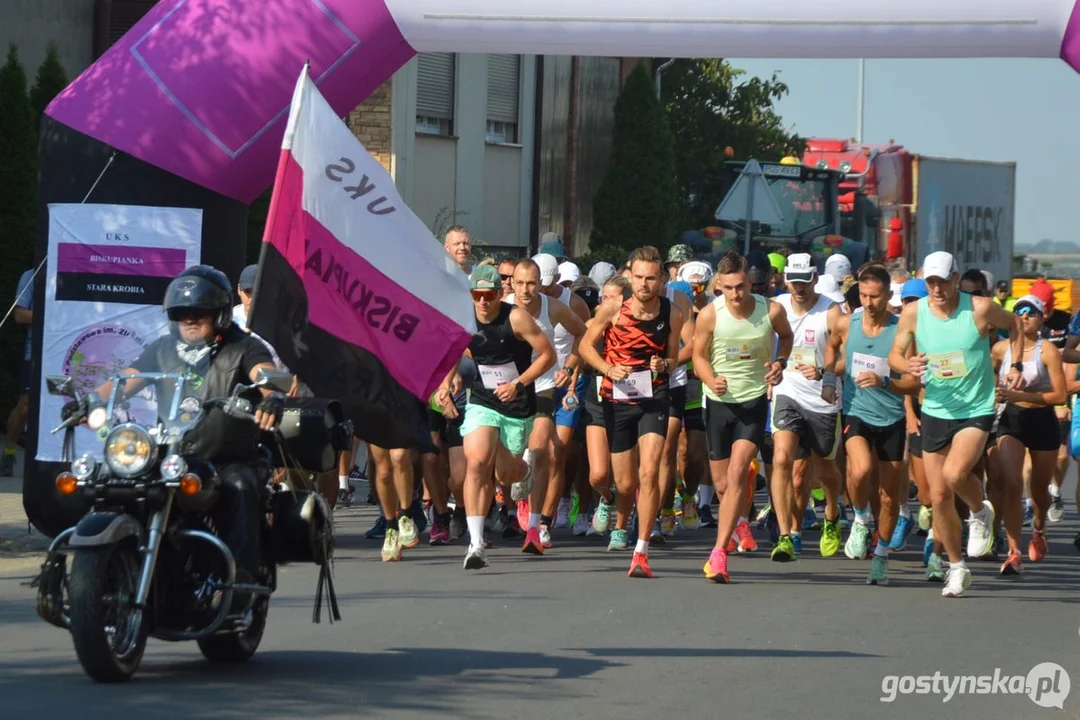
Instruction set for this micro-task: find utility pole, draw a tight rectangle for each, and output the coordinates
[655,58,676,100]
[856,59,866,143]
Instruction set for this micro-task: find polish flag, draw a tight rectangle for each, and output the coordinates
[249,65,474,449]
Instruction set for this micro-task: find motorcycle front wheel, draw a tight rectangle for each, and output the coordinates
[68,543,148,683]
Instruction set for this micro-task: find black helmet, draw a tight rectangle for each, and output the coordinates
[163,265,233,334]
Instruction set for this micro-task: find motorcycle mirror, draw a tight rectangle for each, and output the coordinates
[255,368,294,394]
[46,376,76,398]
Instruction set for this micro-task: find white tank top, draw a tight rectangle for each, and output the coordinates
[773,293,839,413]
[665,287,689,389]
[506,292,557,392]
[552,286,576,368]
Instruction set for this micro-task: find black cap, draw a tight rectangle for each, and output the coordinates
[238,264,258,292]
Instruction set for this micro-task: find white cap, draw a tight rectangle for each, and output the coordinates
[677,260,713,285]
[784,253,817,284]
[815,274,845,304]
[889,281,904,308]
[1013,294,1045,314]
[588,262,617,286]
[532,253,559,286]
[824,254,852,283]
[981,270,995,291]
[557,261,581,285]
[922,251,958,280]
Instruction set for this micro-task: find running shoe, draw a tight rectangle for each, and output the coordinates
[463,545,488,570]
[410,498,428,534]
[699,504,718,529]
[802,506,820,531]
[791,533,802,555]
[555,498,572,529]
[650,519,666,545]
[1000,549,1023,576]
[703,547,730,583]
[628,552,652,578]
[681,500,701,530]
[522,526,544,555]
[381,528,402,562]
[922,533,935,568]
[889,514,914,550]
[1048,496,1065,524]
[941,564,971,598]
[820,517,841,558]
[397,515,419,548]
[1023,503,1035,528]
[965,501,995,559]
[607,529,630,551]
[338,486,354,507]
[866,555,889,586]
[660,512,678,539]
[490,503,509,534]
[348,464,367,481]
[592,499,613,536]
[516,499,531,530]
[573,513,591,536]
[429,513,451,546]
[1028,530,1048,562]
[539,524,553,549]
[510,462,534,503]
[502,521,524,539]
[450,506,466,541]
[838,505,852,531]
[845,522,871,560]
[918,505,933,532]
[365,514,387,540]
[771,534,796,562]
[926,553,945,582]
[734,519,758,553]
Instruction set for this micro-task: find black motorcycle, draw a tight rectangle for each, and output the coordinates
[33,369,346,683]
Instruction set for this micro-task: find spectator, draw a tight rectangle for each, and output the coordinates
[3,269,35,477]
[994,280,1016,311]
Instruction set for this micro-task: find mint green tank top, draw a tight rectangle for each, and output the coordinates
[914,293,995,420]
[703,294,773,404]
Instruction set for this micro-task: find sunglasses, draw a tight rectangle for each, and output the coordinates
[962,289,986,297]
[1016,306,1042,317]
[471,289,497,302]
[691,284,705,294]
[499,274,513,282]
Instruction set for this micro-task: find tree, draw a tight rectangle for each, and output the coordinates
[30,42,68,135]
[589,61,679,261]
[662,59,802,229]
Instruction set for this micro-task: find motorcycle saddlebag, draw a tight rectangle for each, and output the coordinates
[268,488,333,566]
[267,398,352,473]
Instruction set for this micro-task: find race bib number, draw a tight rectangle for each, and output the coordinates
[927,350,968,380]
[724,342,756,362]
[851,352,888,380]
[478,362,520,390]
[612,370,654,400]
[790,346,816,369]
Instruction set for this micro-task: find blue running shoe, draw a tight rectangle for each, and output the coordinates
[791,533,803,555]
[366,514,387,540]
[922,534,934,567]
[802,506,819,531]
[889,515,914,550]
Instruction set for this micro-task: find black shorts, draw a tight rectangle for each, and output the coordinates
[684,404,705,433]
[19,360,30,394]
[704,395,768,461]
[908,432,922,458]
[843,415,906,462]
[427,407,464,449]
[668,384,687,420]
[996,405,1060,452]
[1059,419,1071,446]
[760,432,774,465]
[771,395,839,459]
[584,380,605,428]
[535,389,557,418]
[603,397,669,454]
[920,413,995,454]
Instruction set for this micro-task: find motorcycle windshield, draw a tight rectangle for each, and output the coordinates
[106,373,203,442]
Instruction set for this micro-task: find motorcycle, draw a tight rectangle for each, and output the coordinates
[32,368,344,683]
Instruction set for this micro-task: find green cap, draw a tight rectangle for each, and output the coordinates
[469,265,500,291]
[767,252,786,274]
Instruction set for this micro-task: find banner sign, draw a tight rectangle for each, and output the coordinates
[37,204,202,462]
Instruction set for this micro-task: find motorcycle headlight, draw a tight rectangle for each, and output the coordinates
[70,453,96,481]
[160,454,187,481]
[103,423,154,478]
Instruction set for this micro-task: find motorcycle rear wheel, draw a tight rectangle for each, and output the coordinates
[68,543,148,683]
[197,597,268,663]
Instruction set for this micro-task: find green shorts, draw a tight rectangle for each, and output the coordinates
[460,403,534,456]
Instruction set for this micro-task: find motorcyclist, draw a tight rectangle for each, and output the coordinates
[75,265,284,588]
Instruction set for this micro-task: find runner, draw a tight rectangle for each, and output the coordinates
[579,246,684,578]
[989,294,1066,575]
[822,264,920,585]
[440,266,556,569]
[769,253,845,561]
[888,251,1025,597]
[693,251,792,582]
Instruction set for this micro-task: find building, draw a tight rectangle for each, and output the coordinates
[6,0,636,258]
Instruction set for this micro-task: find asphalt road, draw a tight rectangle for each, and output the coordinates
[1,475,1078,720]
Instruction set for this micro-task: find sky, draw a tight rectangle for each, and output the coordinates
[726,58,1080,249]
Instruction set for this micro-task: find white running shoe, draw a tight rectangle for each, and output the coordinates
[510,462,534,503]
[941,564,971,598]
[573,513,590,536]
[555,498,571,529]
[463,545,488,570]
[539,524,553,548]
[966,501,995,559]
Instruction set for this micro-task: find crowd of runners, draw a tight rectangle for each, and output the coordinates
[297,227,1080,599]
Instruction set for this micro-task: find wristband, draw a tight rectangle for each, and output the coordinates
[515,380,526,394]
[1011,362,1024,372]
[774,357,788,370]
[821,371,838,389]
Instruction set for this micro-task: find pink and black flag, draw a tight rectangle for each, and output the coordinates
[249,67,475,449]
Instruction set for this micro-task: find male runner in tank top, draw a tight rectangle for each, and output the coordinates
[579,246,684,579]
[888,251,1025,597]
[693,251,793,583]
[438,266,556,570]
[507,256,587,552]
[769,253,845,562]
[823,264,921,586]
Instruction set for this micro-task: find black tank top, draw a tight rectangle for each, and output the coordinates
[600,296,671,402]
[469,303,536,419]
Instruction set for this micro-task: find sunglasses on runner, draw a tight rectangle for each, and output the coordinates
[499,274,513,282]
[471,289,498,302]
[1016,306,1042,317]
[691,283,705,294]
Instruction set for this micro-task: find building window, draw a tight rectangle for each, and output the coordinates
[486,54,520,144]
[416,52,455,137]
